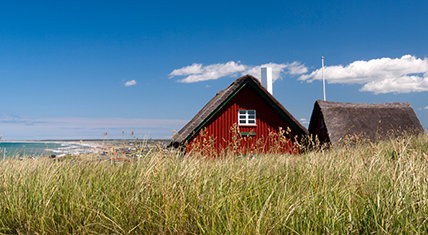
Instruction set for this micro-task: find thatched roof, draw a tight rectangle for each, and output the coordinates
[170,74,308,147]
[309,100,424,144]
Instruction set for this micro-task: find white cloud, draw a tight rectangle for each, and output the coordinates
[169,63,203,76]
[169,61,246,83]
[169,61,307,83]
[125,80,137,86]
[360,73,428,94]
[424,105,428,110]
[299,118,309,124]
[298,55,428,94]
[245,62,308,82]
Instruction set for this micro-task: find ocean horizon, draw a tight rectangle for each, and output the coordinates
[0,142,97,160]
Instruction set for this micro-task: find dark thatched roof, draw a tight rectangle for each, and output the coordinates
[309,100,424,144]
[170,74,308,147]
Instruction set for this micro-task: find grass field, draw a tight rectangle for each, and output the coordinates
[0,133,427,234]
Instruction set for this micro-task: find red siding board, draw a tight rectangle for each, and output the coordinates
[187,84,302,155]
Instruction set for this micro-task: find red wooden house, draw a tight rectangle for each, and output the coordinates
[170,74,308,156]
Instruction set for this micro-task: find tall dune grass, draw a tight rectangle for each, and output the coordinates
[0,134,428,234]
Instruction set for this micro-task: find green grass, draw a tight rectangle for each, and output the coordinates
[1,134,428,234]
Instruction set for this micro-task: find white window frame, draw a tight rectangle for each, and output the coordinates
[238,110,256,126]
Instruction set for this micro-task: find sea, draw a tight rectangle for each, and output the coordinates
[0,142,98,160]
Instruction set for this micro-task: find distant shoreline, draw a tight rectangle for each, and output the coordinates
[0,139,170,148]
[0,140,104,148]
[1,140,88,144]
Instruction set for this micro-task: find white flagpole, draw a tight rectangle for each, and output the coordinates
[322,56,326,101]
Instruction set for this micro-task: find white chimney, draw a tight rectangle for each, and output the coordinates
[261,67,273,95]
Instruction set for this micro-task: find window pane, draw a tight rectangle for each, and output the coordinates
[238,110,256,125]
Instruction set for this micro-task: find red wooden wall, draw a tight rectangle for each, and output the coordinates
[185,83,304,155]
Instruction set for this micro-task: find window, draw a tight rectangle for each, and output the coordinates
[238,110,256,125]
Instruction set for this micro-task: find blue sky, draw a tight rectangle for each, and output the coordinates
[1,0,427,140]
